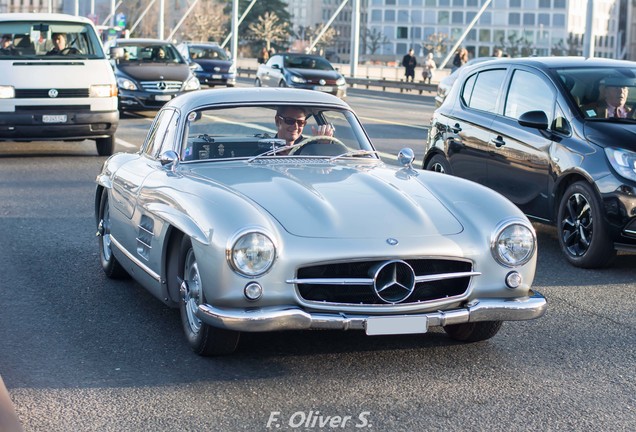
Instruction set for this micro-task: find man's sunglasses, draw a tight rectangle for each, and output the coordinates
[277,115,307,127]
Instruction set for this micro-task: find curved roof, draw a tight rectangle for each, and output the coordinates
[165,87,352,112]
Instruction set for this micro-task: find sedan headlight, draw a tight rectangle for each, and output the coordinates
[290,75,306,84]
[605,147,636,182]
[230,232,275,276]
[116,77,138,91]
[183,75,201,91]
[491,221,536,267]
[0,85,15,98]
[228,64,237,74]
[336,77,346,86]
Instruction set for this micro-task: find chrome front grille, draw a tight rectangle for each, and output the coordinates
[140,80,182,92]
[294,258,476,306]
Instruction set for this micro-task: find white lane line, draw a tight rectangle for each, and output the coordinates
[116,137,139,150]
[358,115,429,130]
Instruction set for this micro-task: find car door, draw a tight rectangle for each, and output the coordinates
[110,108,178,256]
[262,55,283,87]
[486,67,555,219]
[446,67,508,185]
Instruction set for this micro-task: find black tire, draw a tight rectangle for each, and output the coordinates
[96,136,115,156]
[425,154,452,174]
[279,80,287,87]
[444,321,502,342]
[254,78,261,87]
[175,236,240,356]
[97,191,129,279]
[557,181,615,268]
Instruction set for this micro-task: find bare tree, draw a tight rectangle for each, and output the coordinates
[181,0,227,43]
[364,28,389,55]
[305,23,337,54]
[422,33,449,58]
[247,12,288,51]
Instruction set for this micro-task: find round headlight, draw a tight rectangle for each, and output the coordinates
[230,232,275,276]
[491,222,536,267]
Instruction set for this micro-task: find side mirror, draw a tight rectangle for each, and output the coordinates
[518,110,549,130]
[109,47,124,60]
[159,150,180,172]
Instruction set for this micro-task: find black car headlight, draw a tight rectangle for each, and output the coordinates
[183,75,201,91]
[336,77,346,86]
[606,147,636,182]
[290,75,306,84]
[229,231,276,276]
[491,221,536,267]
[116,76,138,91]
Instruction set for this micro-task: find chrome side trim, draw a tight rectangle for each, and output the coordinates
[110,235,161,282]
[196,291,547,333]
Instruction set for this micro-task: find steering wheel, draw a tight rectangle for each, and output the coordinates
[290,135,348,156]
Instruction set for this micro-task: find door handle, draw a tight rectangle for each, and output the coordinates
[451,123,462,134]
[490,136,505,147]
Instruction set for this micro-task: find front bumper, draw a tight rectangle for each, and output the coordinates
[196,72,236,87]
[197,290,547,333]
[118,89,183,110]
[0,109,118,140]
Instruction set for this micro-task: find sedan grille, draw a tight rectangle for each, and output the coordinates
[294,258,475,306]
[140,80,182,92]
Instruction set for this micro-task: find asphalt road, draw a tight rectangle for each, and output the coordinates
[0,88,635,431]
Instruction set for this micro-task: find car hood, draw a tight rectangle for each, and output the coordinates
[287,68,342,80]
[194,59,233,72]
[188,162,463,238]
[583,121,636,152]
[116,63,190,81]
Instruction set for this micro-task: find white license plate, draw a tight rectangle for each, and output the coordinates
[365,316,428,336]
[42,114,67,123]
[212,74,222,79]
[155,95,172,101]
[314,86,333,92]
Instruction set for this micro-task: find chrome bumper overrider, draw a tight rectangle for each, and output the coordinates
[196,291,547,333]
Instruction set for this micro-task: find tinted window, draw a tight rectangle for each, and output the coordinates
[464,69,506,112]
[504,69,554,120]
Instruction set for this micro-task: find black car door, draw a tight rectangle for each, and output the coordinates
[446,68,508,185]
[487,67,555,219]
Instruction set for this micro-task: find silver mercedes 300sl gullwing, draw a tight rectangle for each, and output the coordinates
[95,88,546,356]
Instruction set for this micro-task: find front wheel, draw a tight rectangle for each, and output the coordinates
[424,154,452,174]
[96,136,115,156]
[176,236,240,356]
[254,78,262,87]
[557,181,615,268]
[97,191,129,279]
[444,321,502,342]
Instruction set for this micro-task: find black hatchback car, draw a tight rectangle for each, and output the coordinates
[425,57,636,268]
[176,42,236,87]
[255,53,347,98]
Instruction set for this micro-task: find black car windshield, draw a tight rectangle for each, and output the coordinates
[284,55,333,71]
[556,66,636,120]
[0,21,104,59]
[117,43,184,63]
[188,45,228,61]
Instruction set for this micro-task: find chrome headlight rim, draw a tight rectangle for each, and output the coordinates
[227,228,277,277]
[490,219,536,268]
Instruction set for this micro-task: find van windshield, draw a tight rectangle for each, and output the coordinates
[0,20,105,60]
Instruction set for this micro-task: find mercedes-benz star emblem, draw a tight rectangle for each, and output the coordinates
[157,81,167,90]
[48,89,59,98]
[372,260,415,304]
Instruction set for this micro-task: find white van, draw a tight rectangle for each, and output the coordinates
[0,13,118,155]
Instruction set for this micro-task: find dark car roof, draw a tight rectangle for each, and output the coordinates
[474,56,636,69]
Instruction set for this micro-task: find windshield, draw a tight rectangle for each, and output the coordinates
[284,55,334,71]
[0,20,104,59]
[556,66,636,120]
[179,105,374,161]
[188,45,228,61]
[116,43,184,64]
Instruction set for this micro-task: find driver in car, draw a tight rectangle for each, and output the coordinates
[274,106,334,154]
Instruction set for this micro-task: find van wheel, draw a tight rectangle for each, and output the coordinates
[96,136,115,156]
